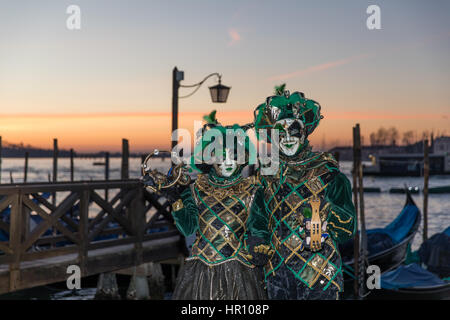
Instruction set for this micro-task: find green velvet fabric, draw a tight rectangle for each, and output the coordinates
[246,187,270,243]
[171,187,199,237]
[324,172,356,243]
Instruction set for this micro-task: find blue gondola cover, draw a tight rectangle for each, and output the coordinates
[381,263,446,290]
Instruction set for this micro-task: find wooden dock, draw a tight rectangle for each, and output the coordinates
[0,180,185,294]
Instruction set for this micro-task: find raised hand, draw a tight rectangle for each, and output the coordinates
[141,173,157,188]
[245,236,274,266]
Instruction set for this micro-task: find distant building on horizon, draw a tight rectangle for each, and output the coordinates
[328,136,450,161]
[433,136,450,154]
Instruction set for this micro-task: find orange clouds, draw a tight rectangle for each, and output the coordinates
[228,28,241,46]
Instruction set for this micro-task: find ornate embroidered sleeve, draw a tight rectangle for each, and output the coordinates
[324,172,356,243]
[171,187,199,237]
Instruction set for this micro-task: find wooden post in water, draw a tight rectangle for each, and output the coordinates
[355,124,367,299]
[333,151,340,164]
[423,138,429,242]
[105,152,110,201]
[121,139,129,180]
[52,139,58,205]
[24,152,29,183]
[52,139,58,243]
[70,148,74,182]
[0,136,2,184]
[352,126,360,298]
[69,148,75,218]
[172,67,180,151]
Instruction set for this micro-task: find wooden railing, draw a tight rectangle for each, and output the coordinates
[0,180,184,293]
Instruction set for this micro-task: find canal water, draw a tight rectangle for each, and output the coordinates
[0,157,449,299]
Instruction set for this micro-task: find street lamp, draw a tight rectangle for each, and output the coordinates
[171,67,231,150]
[209,80,231,103]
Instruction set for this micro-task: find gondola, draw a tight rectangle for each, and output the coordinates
[368,227,450,300]
[368,263,450,300]
[339,190,421,292]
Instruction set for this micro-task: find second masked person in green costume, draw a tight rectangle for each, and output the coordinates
[254,87,356,300]
[169,121,273,300]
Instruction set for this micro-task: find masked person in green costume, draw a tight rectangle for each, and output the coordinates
[144,118,273,300]
[254,86,356,300]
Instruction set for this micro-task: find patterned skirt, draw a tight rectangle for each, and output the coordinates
[266,263,342,300]
[172,258,267,300]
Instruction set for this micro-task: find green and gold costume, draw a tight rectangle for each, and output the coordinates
[254,90,356,300]
[172,173,268,266]
[171,123,270,300]
[260,148,355,299]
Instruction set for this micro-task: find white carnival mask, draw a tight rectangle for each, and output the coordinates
[274,118,306,157]
[214,148,238,178]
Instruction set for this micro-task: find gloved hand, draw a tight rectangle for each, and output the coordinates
[141,173,157,188]
[163,184,189,203]
[301,219,328,252]
[141,168,189,204]
[245,236,274,266]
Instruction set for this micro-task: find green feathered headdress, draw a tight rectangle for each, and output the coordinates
[190,115,256,174]
[254,85,323,139]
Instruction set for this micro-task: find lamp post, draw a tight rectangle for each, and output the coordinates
[171,66,231,150]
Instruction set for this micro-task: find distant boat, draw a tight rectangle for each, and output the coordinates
[389,185,450,194]
[389,186,420,194]
[363,153,450,176]
[352,187,381,193]
[340,190,421,295]
[429,185,450,194]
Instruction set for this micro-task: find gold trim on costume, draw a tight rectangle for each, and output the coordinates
[172,199,184,211]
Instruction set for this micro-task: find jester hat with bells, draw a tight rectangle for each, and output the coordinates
[253,85,323,152]
[190,111,256,177]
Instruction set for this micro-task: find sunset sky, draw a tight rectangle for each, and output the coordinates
[0,0,449,152]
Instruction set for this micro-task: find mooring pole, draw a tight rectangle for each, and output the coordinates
[423,138,429,242]
[121,139,129,180]
[0,136,2,184]
[52,139,58,244]
[352,126,360,298]
[52,138,58,204]
[70,148,74,182]
[105,152,110,201]
[24,152,29,183]
[333,151,340,164]
[172,67,180,152]
[355,124,367,299]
